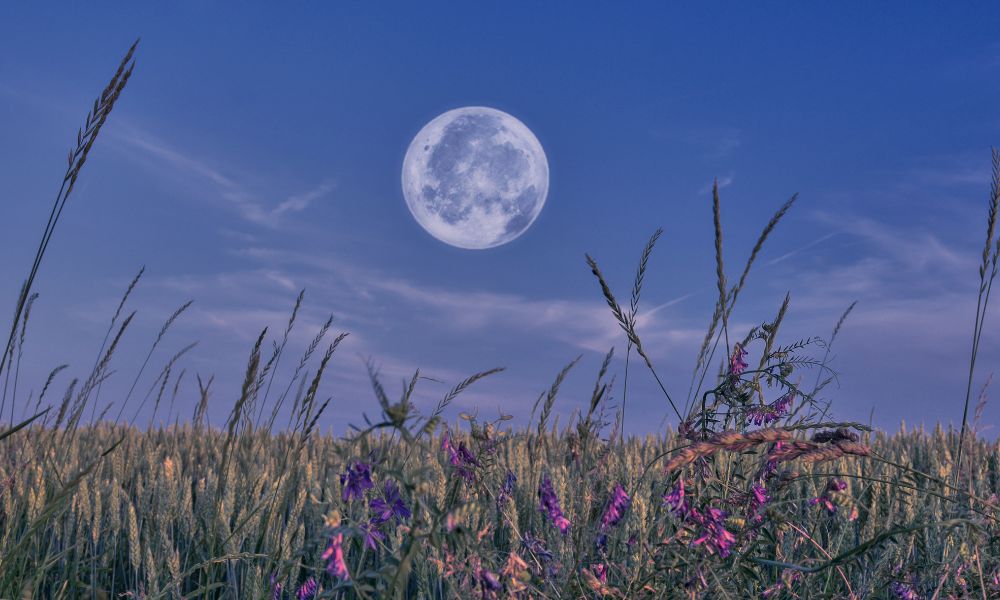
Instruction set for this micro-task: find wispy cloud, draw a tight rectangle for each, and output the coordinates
[700,175,734,195]
[765,232,839,266]
[111,125,334,227]
[273,180,336,216]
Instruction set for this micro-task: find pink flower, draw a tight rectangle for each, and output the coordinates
[295,577,317,600]
[600,483,631,530]
[321,533,349,580]
[538,477,571,534]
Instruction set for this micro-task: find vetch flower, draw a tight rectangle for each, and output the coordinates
[441,431,479,482]
[600,483,631,530]
[662,477,689,518]
[665,480,736,558]
[496,470,517,509]
[746,483,770,524]
[478,568,502,592]
[370,480,410,524]
[321,533,349,580]
[690,506,737,558]
[745,393,794,426]
[362,517,386,550]
[538,476,571,533]
[295,577,318,600]
[269,573,283,600]
[809,478,848,515]
[339,461,374,502]
[890,582,921,600]
[729,343,749,376]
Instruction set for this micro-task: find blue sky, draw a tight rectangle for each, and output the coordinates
[1,3,999,435]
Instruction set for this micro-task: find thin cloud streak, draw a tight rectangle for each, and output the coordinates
[111,125,334,227]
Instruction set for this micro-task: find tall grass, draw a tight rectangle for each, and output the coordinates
[0,41,998,600]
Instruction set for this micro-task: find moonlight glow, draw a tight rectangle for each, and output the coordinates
[401,106,549,249]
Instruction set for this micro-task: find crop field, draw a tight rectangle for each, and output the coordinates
[2,399,1000,598]
[2,38,1000,600]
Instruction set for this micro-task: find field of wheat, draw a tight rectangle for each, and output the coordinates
[2,39,1000,600]
[1,417,998,598]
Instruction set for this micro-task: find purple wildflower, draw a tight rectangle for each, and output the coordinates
[538,476,571,534]
[339,461,374,502]
[809,478,848,515]
[746,483,770,524]
[295,577,318,600]
[479,568,502,591]
[600,483,631,530]
[370,480,410,524]
[729,343,748,376]
[690,506,737,558]
[362,517,386,550]
[269,574,283,600]
[664,480,736,557]
[745,393,794,426]
[662,477,689,518]
[441,431,479,482]
[890,582,921,600]
[441,432,459,464]
[809,495,836,514]
[496,470,517,509]
[321,533,349,580]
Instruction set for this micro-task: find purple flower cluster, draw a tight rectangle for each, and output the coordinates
[269,574,283,600]
[730,343,749,376]
[890,582,921,600]
[295,577,317,600]
[477,567,502,592]
[362,480,411,550]
[745,393,794,426]
[370,480,411,524]
[339,461,374,502]
[361,518,386,550]
[496,470,517,509]
[662,478,737,558]
[662,477,689,517]
[442,431,480,483]
[600,483,631,530]
[809,478,848,515]
[538,476,571,534]
[322,533,349,580]
[690,507,737,557]
[746,483,770,525]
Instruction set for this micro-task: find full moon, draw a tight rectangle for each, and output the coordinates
[401,106,549,249]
